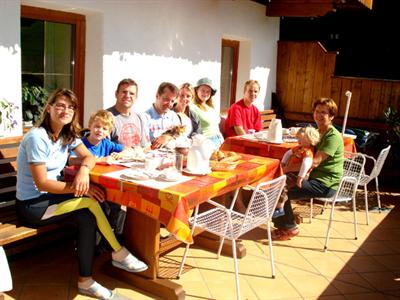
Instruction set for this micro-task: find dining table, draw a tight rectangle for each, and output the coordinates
[221,134,357,160]
[64,153,282,300]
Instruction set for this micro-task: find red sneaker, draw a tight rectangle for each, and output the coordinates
[271,228,299,241]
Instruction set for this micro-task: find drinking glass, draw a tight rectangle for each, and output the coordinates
[175,153,184,173]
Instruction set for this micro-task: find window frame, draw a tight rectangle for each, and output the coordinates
[21,5,86,122]
[221,39,239,108]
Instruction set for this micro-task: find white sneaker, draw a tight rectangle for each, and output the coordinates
[112,253,148,273]
[78,281,113,300]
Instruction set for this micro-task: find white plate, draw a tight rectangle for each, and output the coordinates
[283,137,298,143]
[183,168,211,176]
[120,170,150,181]
[157,174,182,182]
[266,139,283,144]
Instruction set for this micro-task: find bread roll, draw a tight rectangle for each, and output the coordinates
[217,151,225,160]
[211,150,226,161]
[219,154,241,163]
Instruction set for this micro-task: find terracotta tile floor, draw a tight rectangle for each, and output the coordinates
[4,190,400,300]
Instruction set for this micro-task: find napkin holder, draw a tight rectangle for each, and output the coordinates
[267,118,283,143]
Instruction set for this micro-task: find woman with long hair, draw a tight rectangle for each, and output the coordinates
[174,82,200,138]
[16,88,147,299]
[191,77,224,149]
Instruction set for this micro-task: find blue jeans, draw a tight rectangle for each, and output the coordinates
[272,179,336,230]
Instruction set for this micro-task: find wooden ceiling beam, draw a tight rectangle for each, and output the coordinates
[267,2,334,17]
[264,0,373,17]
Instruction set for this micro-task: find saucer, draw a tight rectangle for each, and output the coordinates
[283,137,298,143]
[183,167,211,176]
[157,170,182,182]
[267,139,283,144]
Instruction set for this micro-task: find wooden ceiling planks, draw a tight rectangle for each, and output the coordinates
[261,0,373,17]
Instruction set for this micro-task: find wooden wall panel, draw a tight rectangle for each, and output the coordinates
[276,42,289,109]
[303,44,316,112]
[294,44,307,113]
[276,41,400,130]
[331,77,400,122]
[370,81,382,119]
[277,41,337,118]
[390,83,400,112]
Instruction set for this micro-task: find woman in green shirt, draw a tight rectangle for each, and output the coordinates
[272,98,344,241]
[190,77,224,150]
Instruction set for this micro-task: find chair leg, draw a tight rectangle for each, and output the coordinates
[310,198,313,223]
[364,185,369,225]
[324,202,336,251]
[322,199,328,213]
[375,177,382,213]
[217,237,225,258]
[352,195,358,240]
[231,239,241,300]
[177,205,199,278]
[266,221,276,278]
[178,243,191,278]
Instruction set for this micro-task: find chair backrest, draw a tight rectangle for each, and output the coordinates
[334,158,365,202]
[344,154,366,180]
[239,175,286,236]
[219,114,227,138]
[369,145,391,179]
[260,109,277,130]
[335,175,359,202]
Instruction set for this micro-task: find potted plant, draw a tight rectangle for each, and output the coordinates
[383,105,400,163]
[0,98,19,136]
[21,83,48,126]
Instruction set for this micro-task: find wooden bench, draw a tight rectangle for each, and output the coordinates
[260,109,277,130]
[0,136,67,255]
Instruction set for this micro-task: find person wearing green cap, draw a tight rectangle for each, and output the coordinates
[191,77,224,150]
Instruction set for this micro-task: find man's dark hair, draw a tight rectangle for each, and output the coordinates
[156,82,179,96]
[116,78,138,94]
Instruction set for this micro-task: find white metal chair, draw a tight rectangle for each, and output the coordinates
[312,158,365,251]
[345,145,391,224]
[177,175,286,300]
[309,152,366,223]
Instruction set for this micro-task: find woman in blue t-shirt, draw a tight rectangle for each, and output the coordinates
[16,89,147,299]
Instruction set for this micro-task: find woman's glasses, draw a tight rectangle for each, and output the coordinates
[52,103,76,112]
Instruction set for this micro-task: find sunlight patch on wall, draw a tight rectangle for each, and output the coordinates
[251,66,270,110]
[103,51,221,113]
[0,45,22,137]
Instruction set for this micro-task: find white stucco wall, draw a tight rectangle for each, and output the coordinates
[0,0,22,137]
[2,0,279,132]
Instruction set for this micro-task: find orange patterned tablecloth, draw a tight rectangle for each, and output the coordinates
[64,154,281,244]
[221,136,356,160]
